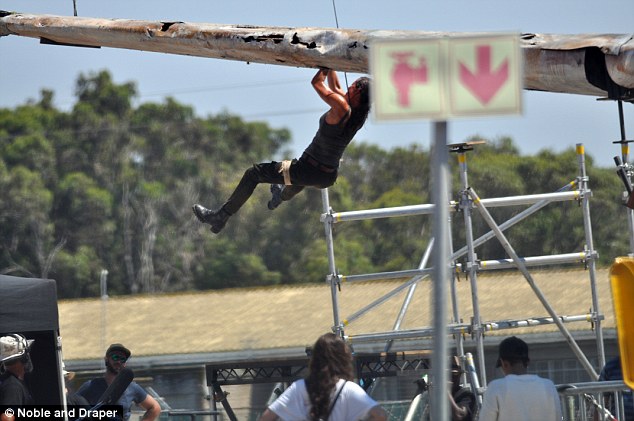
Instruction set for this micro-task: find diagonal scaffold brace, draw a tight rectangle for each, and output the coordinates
[466,186,599,380]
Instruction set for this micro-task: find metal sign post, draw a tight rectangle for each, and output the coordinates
[430,120,450,420]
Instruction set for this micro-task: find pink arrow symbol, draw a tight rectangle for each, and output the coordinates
[459,45,509,105]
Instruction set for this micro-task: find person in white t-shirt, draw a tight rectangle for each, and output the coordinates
[478,336,562,421]
[258,333,387,421]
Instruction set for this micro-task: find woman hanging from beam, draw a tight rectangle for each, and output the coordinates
[193,68,371,233]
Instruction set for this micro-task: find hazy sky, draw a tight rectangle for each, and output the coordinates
[1,0,633,169]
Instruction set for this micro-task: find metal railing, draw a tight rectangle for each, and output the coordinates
[396,380,632,421]
[558,380,632,421]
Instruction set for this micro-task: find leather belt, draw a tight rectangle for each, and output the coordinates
[302,154,337,173]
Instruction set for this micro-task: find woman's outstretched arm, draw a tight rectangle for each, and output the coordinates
[327,69,346,97]
[311,68,350,124]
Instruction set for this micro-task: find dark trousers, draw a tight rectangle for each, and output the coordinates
[222,157,338,215]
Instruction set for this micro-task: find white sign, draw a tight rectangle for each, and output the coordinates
[370,34,522,121]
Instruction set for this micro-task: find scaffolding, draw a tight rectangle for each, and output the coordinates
[320,141,607,387]
[199,105,632,420]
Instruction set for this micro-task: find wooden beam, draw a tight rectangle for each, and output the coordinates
[1,12,633,100]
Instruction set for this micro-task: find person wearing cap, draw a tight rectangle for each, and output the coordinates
[77,344,160,421]
[478,336,562,421]
[0,333,35,405]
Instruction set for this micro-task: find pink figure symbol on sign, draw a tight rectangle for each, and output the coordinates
[390,52,428,107]
[459,45,509,105]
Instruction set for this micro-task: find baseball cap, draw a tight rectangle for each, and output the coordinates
[106,343,131,359]
[496,336,529,367]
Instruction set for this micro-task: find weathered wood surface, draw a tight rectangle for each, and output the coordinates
[1,12,632,100]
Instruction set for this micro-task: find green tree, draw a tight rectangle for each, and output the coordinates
[56,172,112,240]
[75,70,136,118]
[0,70,630,298]
[53,246,103,298]
[0,166,57,278]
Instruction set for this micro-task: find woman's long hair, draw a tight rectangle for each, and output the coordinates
[347,77,371,133]
[306,333,354,420]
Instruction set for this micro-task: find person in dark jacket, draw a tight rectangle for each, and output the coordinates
[0,334,35,406]
[594,356,634,421]
[193,68,371,233]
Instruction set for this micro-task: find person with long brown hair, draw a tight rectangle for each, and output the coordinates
[193,68,371,234]
[258,333,387,421]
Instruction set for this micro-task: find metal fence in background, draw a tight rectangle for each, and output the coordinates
[133,380,632,421]
[558,380,632,421]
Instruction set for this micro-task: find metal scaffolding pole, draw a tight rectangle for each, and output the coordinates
[576,143,606,369]
[339,267,434,284]
[478,251,591,270]
[385,239,435,353]
[430,121,451,421]
[347,312,596,344]
[342,273,431,327]
[483,314,601,331]
[447,211,466,373]
[615,101,634,255]
[328,190,577,223]
[321,189,343,336]
[456,146,487,386]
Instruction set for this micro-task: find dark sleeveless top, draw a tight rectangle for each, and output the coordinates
[303,111,361,168]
